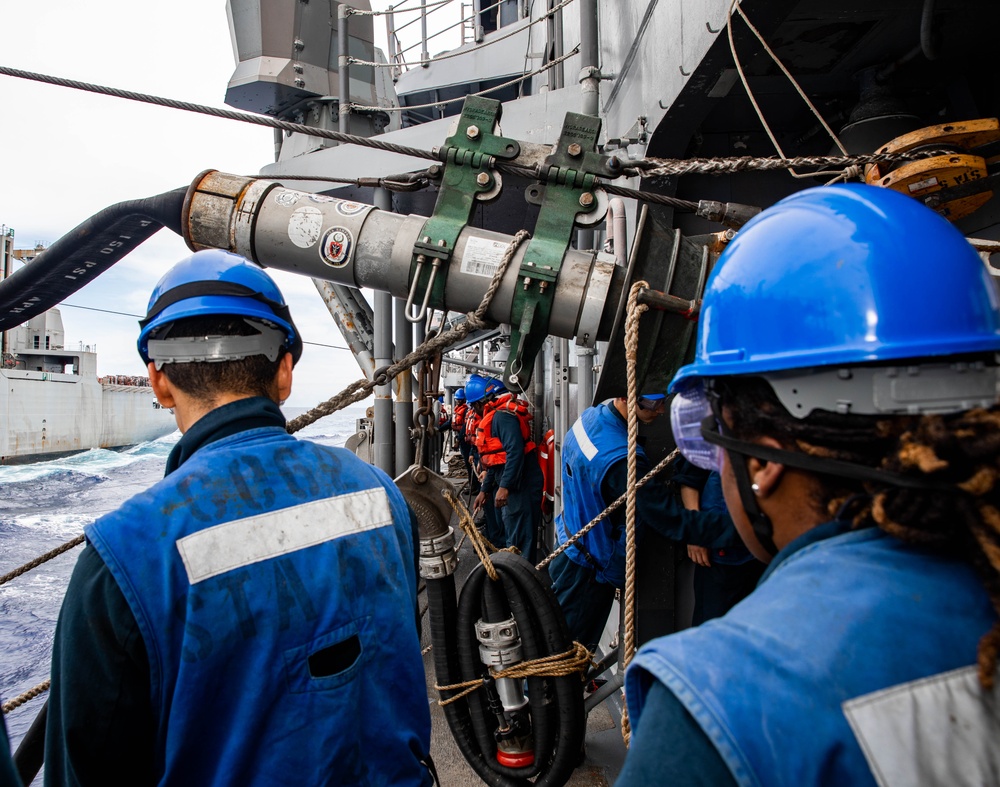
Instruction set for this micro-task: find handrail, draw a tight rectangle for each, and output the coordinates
[360,0,575,72]
[389,0,520,69]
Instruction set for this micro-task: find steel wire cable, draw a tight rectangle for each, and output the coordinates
[0,65,438,162]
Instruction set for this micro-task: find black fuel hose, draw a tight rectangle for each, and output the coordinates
[13,698,46,785]
[428,551,584,786]
[0,187,186,331]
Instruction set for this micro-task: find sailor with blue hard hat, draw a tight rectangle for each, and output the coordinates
[620,185,1000,786]
[468,374,546,561]
[549,382,742,653]
[47,249,433,786]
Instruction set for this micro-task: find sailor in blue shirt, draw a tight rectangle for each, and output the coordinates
[45,251,432,787]
[549,394,742,652]
[620,185,1000,786]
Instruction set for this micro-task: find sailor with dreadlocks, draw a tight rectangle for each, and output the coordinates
[619,185,1000,785]
[45,251,432,786]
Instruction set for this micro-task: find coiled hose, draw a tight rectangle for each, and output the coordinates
[427,551,585,786]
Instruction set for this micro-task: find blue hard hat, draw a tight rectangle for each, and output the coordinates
[671,184,1000,392]
[138,250,303,366]
[465,374,490,403]
[454,388,466,401]
[466,374,505,403]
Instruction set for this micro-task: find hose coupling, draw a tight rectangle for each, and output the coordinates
[418,527,458,579]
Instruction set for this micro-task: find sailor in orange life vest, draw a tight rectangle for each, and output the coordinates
[618,185,1000,785]
[451,387,479,494]
[469,375,545,564]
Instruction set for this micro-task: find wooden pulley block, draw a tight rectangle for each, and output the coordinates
[864,119,1000,221]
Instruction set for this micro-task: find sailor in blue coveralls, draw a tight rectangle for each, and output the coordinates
[549,394,743,652]
[619,185,1000,785]
[674,457,764,624]
[44,251,432,786]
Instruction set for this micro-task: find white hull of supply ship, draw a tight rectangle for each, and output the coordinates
[0,369,175,465]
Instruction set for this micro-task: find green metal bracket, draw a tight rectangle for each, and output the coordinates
[503,112,618,390]
[405,96,520,323]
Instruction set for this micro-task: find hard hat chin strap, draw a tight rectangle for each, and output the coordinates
[722,443,779,557]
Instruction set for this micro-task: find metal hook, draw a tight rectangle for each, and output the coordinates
[405,257,440,323]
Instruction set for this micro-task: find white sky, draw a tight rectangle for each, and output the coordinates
[0,0,456,407]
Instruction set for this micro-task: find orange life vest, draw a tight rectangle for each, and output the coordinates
[465,410,479,443]
[452,403,467,433]
[476,393,536,467]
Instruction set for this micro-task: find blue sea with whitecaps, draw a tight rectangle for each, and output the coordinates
[0,405,367,760]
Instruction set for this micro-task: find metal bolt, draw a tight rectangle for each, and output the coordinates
[294,78,305,88]
[567,143,582,157]
[438,239,448,248]
[476,172,491,187]
[523,276,532,290]
[293,38,305,51]
[579,192,595,208]
[466,125,481,140]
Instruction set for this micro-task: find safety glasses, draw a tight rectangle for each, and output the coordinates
[637,395,667,412]
[669,383,723,472]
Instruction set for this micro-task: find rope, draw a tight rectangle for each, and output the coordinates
[349,0,577,70]
[619,281,648,748]
[443,488,503,582]
[286,230,530,434]
[727,1,847,177]
[2,680,50,714]
[350,46,580,114]
[535,450,676,571]
[628,149,953,179]
[434,642,593,706]
[0,534,84,586]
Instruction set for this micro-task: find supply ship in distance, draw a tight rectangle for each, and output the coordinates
[0,238,175,464]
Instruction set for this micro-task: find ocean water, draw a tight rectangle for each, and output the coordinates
[0,405,367,758]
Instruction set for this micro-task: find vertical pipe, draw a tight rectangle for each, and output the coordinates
[420,0,430,67]
[394,297,415,474]
[579,0,599,116]
[574,228,596,411]
[555,338,570,515]
[386,5,399,81]
[547,0,565,91]
[415,321,428,465]
[577,348,595,412]
[473,0,484,42]
[373,189,395,475]
[338,4,351,133]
